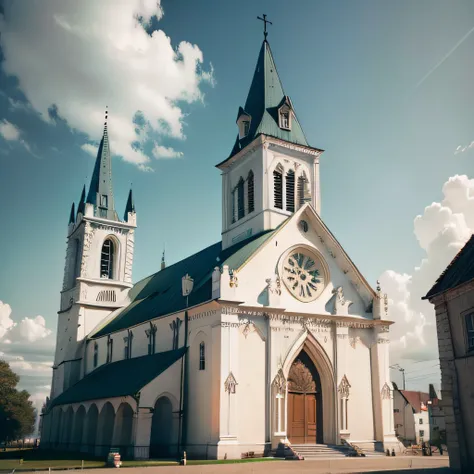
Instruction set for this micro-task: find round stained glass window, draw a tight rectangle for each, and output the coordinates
[281,248,327,302]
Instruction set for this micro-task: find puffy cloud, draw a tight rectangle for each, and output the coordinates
[152,144,183,159]
[0,301,15,339]
[0,119,20,141]
[0,0,213,170]
[0,302,53,344]
[383,175,474,373]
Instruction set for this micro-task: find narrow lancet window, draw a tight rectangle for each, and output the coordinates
[297,175,308,208]
[286,170,295,212]
[248,171,255,214]
[199,342,205,370]
[100,239,115,279]
[237,177,245,220]
[273,169,283,209]
[93,342,98,368]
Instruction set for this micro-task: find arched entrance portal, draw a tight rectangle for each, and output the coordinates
[287,350,323,444]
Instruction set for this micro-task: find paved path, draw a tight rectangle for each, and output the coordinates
[23,456,450,474]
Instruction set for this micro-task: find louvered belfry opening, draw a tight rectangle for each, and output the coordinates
[286,169,295,212]
[248,170,255,213]
[100,239,114,279]
[274,169,283,209]
[237,178,245,220]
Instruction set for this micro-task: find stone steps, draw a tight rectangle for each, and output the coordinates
[290,443,350,459]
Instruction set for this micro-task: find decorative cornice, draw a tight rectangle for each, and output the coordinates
[431,279,474,305]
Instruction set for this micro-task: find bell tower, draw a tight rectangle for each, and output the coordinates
[51,110,137,399]
[217,36,324,250]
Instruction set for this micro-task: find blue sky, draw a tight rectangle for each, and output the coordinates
[0,0,473,398]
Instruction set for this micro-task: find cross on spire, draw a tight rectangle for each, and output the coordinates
[257,14,272,40]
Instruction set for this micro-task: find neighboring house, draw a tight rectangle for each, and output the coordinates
[392,384,416,443]
[424,234,474,472]
[39,36,399,460]
[392,385,430,445]
[428,384,446,447]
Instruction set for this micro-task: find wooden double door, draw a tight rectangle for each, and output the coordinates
[287,353,323,444]
[287,392,319,444]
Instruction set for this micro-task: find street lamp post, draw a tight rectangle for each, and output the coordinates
[177,274,193,459]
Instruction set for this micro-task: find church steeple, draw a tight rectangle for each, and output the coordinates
[230,39,309,158]
[68,202,75,225]
[86,107,118,220]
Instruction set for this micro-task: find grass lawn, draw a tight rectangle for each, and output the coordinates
[0,449,280,471]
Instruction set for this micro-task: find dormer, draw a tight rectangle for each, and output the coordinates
[236,107,252,139]
[278,96,293,131]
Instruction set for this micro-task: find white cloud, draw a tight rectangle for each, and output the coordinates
[152,144,183,159]
[17,316,52,343]
[0,0,213,170]
[81,143,98,156]
[454,140,474,155]
[0,119,21,141]
[0,301,16,339]
[383,175,474,370]
[0,302,52,344]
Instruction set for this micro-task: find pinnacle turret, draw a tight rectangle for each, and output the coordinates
[68,202,75,225]
[77,185,86,216]
[124,188,135,221]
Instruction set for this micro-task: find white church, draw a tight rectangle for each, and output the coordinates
[40,33,398,460]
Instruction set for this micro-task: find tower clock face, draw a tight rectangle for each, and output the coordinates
[282,248,327,302]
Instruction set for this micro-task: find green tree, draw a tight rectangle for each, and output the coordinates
[0,360,36,443]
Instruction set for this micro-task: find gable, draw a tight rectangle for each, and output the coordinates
[230,204,376,316]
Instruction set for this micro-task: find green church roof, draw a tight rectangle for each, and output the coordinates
[50,348,186,409]
[228,40,309,159]
[91,229,276,338]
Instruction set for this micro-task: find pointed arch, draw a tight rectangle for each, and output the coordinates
[286,169,295,212]
[100,237,115,279]
[283,330,337,444]
[247,170,255,214]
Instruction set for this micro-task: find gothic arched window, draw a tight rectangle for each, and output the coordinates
[286,170,295,212]
[247,170,255,214]
[199,342,205,371]
[273,167,283,209]
[100,238,115,279]
[237,177,245,220]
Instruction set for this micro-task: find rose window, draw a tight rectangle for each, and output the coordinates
[282,249,327,302]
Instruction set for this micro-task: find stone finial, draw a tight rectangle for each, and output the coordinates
[332,286,352,316]
[265,274,281,307]
[212,266,221,299]
[373,280,389,319]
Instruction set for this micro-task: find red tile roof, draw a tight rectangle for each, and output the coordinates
[400,390,430,413]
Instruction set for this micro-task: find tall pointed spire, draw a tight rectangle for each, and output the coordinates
[68,202,75,225]
[229,39,309,157]
[124,188,135,221]
[77,185,86,216]
[86,106,118,220]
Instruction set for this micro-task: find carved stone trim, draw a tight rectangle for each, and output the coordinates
[288,360,316,393]
[381,382,391,400]
[189,309,219,321]
[224,372,238,394]
[350,336,360,348]
[338,375,351,398]
[272,369,287,395]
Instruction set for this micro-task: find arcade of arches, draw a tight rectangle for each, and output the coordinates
[42,396,176,459]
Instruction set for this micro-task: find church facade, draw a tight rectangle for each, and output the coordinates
[40,37,398,460]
